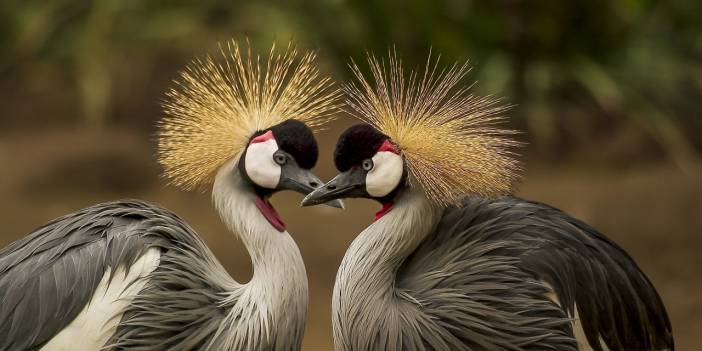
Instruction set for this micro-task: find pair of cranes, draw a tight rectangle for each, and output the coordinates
[0,41,673,350]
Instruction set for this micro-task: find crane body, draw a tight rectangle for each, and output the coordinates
[1,155,313,350]
[303,52,673,350]
[2,190,306,350]
[329,188,671,350]
[0,40,340,351]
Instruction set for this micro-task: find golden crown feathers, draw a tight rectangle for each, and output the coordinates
[157,41,340,191]
[344,52,521,206]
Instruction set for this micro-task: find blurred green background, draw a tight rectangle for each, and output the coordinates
[1,0,700,349]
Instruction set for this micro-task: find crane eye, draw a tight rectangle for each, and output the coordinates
[274,153,287,165]
[362,159,374,171]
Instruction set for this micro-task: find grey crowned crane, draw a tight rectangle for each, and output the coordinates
[303,53,673,351]
[0,41,340,350]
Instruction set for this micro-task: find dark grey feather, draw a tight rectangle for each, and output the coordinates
[396,196,673,351]
[0,200,233,351]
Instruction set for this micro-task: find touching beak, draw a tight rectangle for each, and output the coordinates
[301,168,367,207]
[278,163,344,209]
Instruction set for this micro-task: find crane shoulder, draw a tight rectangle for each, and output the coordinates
[397,195,673,351]
[0,200,224,350]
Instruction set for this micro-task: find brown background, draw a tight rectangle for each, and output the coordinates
[1,1,701,349]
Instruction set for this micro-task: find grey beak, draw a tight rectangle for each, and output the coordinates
[302,169,367,207]
[278,164,344,209]
[324,198,345,209]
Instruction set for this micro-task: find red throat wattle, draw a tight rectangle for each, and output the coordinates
[254,196,286,232]
[374,202,394,221]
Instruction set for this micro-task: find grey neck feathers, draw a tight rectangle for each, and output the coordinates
[211,156,308,350]
[333,188,441,338]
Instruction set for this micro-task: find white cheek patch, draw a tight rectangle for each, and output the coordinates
[366,151,403,197]
[244,138,281,189]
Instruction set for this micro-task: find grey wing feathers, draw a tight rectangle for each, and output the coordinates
[0,200,213,351]
[397,198,578,351]
[106,220,231,350]
[509,197,673,351]
[398,196,672,351]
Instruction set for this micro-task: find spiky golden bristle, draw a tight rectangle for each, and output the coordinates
[158,40,340,191]
[345,52,521,206]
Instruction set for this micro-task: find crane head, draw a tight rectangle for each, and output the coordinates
[157,40,342,232]
[225,118,342,232]
[302,123,405,211]
[157,40,340,193]
[239,119,335,199]
[305,51,521,209]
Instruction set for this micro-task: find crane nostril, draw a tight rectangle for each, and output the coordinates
[327,184,337,190]
[309,181,319,188]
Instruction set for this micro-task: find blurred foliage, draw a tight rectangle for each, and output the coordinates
[0,0,700,164]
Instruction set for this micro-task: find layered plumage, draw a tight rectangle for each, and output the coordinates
[1,202,231,350]
[331,192,672,350]
[0,198,307,350]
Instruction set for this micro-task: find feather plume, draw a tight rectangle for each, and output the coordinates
[158,40,340,190]
[345,51,520,205]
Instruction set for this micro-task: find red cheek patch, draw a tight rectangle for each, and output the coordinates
[377,139,400,154]
[250,130,275,144]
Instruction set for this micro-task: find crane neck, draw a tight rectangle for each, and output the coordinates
[212,156,305,275]
[335,188,441,298]
[332,188,441,349]
[365,188,440,264]
[211,156,308,349]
